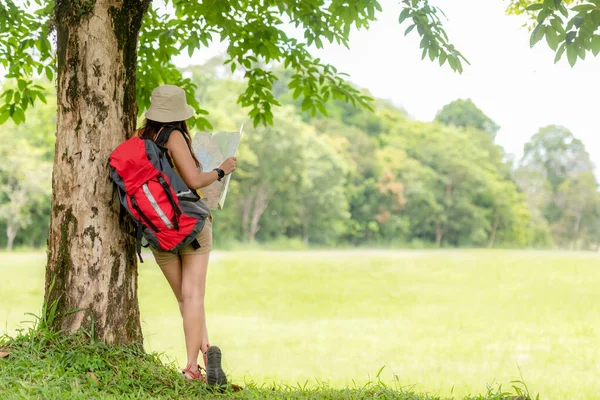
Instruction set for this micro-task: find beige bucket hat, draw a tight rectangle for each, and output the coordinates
[145,84,195,122]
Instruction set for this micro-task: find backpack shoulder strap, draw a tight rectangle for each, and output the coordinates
[154,125,196,170]
[154,124,179,148]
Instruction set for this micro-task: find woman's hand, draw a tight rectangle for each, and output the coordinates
[219,157,236,175]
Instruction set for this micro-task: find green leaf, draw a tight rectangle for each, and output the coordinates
[554,43,566,63]
[196,117,213,131]
[572,4,596,12]
[252,114,261,128]
[559,4,569,17]
[4,90,13,104]
[0,111,9,125]
[566,31,577,44]
[45,66,53,81]
[592,35,600,56]
[316,101,328,116]
[573,16,584,28]
[537,8,550,23]
[40,37,50,55]
[230,62,236,74]
[526,3,544,11]
[543,0,554,9]
[264,111,274,126]
[545,27,560,50]
[301,97,312,112]
[404,24,416,35]
[530,24,546,47]
[591,9,600,24]
[448,55,458,71]
[577,44,586,59]
[17,79,26,91]
[199,34,210,47]
[292,86,302,99]
[12,107,25,125]
[438,51,447,66]
[398,8,411,24]
[288,79,299,89]
[551,17,565,34]
[566,45,577,66]
[428,46,438,62]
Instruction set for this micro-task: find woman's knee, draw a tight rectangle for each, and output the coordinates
[181,290,205,306]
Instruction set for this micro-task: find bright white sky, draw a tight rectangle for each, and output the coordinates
[179,0,600,166]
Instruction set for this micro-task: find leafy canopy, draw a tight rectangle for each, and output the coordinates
[435,98,500,137]
[506,0,600,66]
[0,0,467,129]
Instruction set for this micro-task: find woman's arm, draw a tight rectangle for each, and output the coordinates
[166,130,236,189]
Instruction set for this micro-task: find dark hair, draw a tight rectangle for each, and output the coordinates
[138,119,200,169]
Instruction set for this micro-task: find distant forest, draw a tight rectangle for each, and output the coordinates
[2,60,598,250]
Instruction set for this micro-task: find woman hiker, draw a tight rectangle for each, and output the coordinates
[135,84,236,384]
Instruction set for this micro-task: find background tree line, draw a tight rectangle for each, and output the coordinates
[1,59,598,251]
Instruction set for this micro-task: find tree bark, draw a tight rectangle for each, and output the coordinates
[45,0,149,345]
[487,215,500,249]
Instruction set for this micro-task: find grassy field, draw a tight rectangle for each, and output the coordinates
[2,250,600,399]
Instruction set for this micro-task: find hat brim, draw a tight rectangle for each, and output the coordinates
[145,104,195,123]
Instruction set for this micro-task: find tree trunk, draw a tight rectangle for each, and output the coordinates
[435,220,444,248]
[45,0,149,345]
[249,185,270,242]
[241,194,252,241]
[572,208,583,251]
[6,223,16,251]
[435,181,452,248]
[487,215,500,249]
[302,214,310,245]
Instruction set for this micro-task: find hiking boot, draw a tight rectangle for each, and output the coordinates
[205,346,227,386]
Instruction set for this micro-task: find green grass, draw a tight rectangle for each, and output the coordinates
[0,323,534,400]
[2,250,599,399]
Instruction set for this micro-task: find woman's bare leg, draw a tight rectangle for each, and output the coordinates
[180,251,210,371]
[158,256,207,378]
[158,257,183,309]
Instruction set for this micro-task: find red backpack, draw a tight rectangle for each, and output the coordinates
[108,126,210,262]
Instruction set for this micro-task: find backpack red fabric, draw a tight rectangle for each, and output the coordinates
[108,126,210,262]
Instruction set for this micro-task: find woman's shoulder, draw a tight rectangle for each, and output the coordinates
[164,128,186,144]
